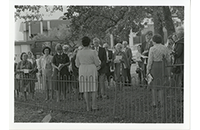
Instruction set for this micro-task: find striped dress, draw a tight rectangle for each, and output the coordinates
[75,48,101,92]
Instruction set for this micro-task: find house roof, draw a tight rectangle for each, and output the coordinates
[19,19,71,32]
[15,39,66,45]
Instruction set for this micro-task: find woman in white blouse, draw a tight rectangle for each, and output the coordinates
[147,34,170,107]
[38,46,53,101]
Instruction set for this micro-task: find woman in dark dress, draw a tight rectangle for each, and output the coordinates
[52,44,70,102]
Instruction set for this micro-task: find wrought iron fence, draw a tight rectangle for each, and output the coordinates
[14,73,183,123]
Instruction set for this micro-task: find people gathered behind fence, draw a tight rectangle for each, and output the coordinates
[14,29,184,114]
[75,36,101,111]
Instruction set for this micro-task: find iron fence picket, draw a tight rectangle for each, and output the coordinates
[14,74,183,123]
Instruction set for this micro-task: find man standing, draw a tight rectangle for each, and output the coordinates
[141,31,154,56]
[122,41,132,86]
[103,43,114,88]
[173,26,184,87]
[93,38,108,99]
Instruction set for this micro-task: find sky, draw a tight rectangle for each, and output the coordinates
[15,7,66,41]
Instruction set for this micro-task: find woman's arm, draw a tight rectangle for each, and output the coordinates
[16,61,22,72]
[93,51,101,67]
[51,56,59,70]
[37,57,42,73]
[147,48,154,75]
[75,52,80,68]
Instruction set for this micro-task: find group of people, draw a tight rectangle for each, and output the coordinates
[14,26,184,110]
[134,27,184,107]
[14,36,133,110]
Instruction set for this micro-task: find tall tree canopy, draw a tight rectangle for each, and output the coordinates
[15,5,184,43]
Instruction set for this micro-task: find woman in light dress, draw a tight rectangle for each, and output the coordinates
[147,34,170,107]
[38,46,53,101]
[75,36,101,111]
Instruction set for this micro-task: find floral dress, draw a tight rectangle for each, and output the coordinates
[16,60,33,92]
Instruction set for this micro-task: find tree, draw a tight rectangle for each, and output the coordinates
[152,6,165,42]
[64,6,149,43]
[64,6,184,43]
[14,5,64,21]
[15,5,184,44]
[31,24,74,47]
[163,6,176,37]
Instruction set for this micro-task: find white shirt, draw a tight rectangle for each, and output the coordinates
[39,55,53,70]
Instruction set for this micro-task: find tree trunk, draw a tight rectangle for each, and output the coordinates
[162,6,175,37]
[153,6,164,44]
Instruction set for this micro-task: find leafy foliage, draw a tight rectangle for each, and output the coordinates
[64,6,147,42]
[14,5,64,21]
[32,24,72,43]
[15,5,184,43]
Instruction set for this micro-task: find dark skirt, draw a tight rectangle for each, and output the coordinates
[150,61,163,86]
[52,70,70,92]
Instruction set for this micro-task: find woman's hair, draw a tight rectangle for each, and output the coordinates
[93,37,100,43]
[152,34,163,44]
[145,31,153,36]
[55,43,63,51]
[115,43,123,49]
[27,51,33,56]
[20,52,27,60]
[42,46,51,54]
[63,45,70,50]
[27,51,34,59]
[176,26,184,38]
[82,36,91,47]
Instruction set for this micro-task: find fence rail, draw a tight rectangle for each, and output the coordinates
[14,74,183,123]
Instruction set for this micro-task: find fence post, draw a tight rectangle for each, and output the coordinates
[162,55,167,123]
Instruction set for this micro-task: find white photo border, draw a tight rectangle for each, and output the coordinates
[9,0,190,130]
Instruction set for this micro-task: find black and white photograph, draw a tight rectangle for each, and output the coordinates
[10,0,190,129]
